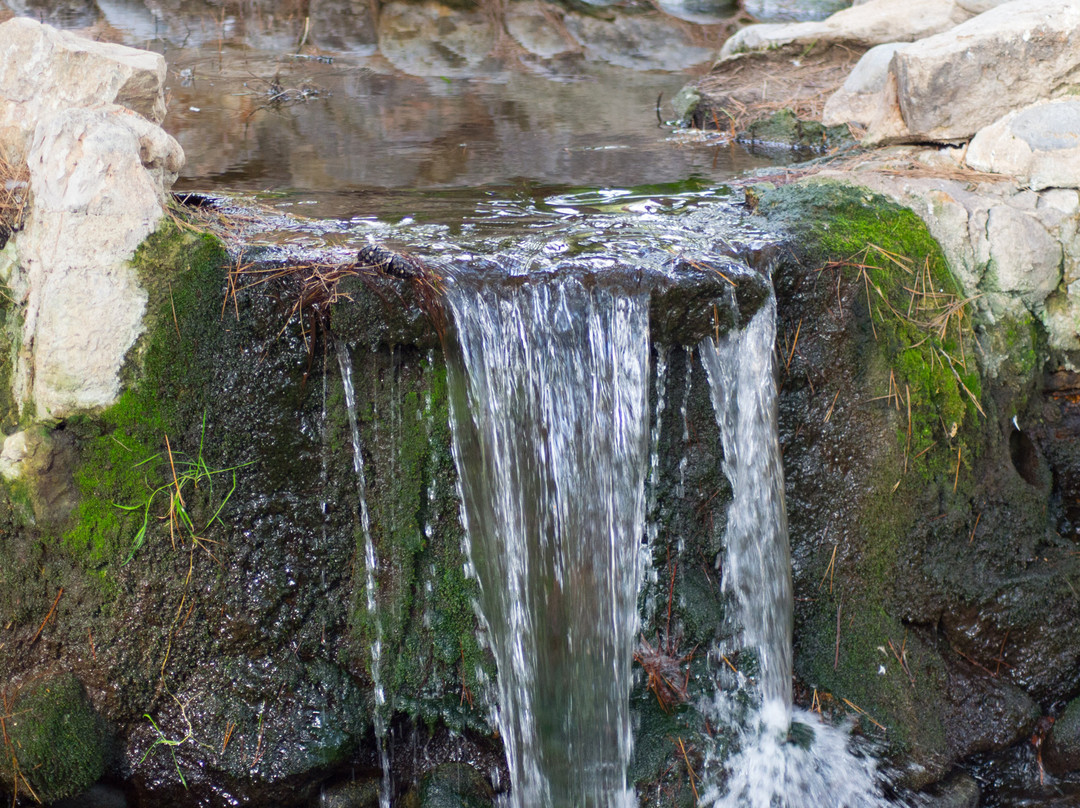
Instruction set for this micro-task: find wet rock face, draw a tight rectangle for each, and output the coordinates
[0,213,770,805]
[759,180,1077,788]
[1045,698,1080,775]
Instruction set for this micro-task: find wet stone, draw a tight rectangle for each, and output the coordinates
[403,763,495,808]
[1045,697,1080,775]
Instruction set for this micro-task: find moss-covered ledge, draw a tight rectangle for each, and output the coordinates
[0,216,505,806]
[757,179,1072,788]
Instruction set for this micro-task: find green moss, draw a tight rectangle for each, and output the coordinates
[342,350,490,732]
[62,222,229,569]
[759,180,982,475]
[0,248,19,432]
[798,597,948,755]
[1,674,108,803]
[761,180,995,770]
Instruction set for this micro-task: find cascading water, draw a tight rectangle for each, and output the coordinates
[700,295,794,718]
[444,274,651,808]
[698,296,887,808]
[335,348,392,808]
[420,198,887,807]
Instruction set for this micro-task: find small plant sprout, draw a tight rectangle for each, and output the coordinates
[114,413,253,564]
[141,693,212,789]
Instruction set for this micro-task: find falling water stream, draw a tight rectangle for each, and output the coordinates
[438,257,886,805]
[335,349,392,808]
[445,275,651,808]
[698,298,886,808]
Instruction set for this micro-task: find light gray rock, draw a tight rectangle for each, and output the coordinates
[718,0,972,58]
[505,2,579,59]
[13,105,182,418]
[955,0,1012,10]
[0,17,166,164]
[1044,286,1080,353]
[377,2,496,78]
[561,11,714,70]
[863,0,1080,144]
[822,42,908,127]
[966,99,1080,190]
[0,430,30,481]
[655,0,735,24]
[984,204,1062,306]
[0,21,184,419]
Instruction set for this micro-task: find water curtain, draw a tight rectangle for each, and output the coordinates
[446,275,650,808]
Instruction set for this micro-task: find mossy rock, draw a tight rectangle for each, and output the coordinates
[759,179,982,472]
[758,178,1052,784]
[737,109,851,153]
[1,674,108,803]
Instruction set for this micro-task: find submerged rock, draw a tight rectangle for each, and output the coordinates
[377,2,496,77]
[403,763,494,808]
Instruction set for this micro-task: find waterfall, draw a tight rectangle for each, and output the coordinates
[445,275,651,808]
[700,295,794,719]
[698,297,886,808]
[336,348,392,808]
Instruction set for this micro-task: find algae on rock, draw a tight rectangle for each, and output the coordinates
[758,179,1069,786]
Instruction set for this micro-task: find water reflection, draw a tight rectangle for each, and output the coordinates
[3,0,799,209]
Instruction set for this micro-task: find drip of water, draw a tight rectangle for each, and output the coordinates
[445,275,651,808]
[699,297,887,808]
[336,348,392,808]
[641,345,670,618]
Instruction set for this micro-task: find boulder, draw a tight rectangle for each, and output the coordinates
[0,17,166,164]
[504,3,579,59]
[377,2,496,77]
[966,99,1080,190]
[718,0,973,59]
[14,104,182,418]
[561,11,715,70]
[0,20,184,419]
[822,42,908,128]
[863,0,1080,144]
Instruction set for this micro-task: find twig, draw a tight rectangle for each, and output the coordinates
[840,697,886,732]
[824,389,840,423]
[834,597,842,671]
[30,588,63,645]
[676,737,699,802]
